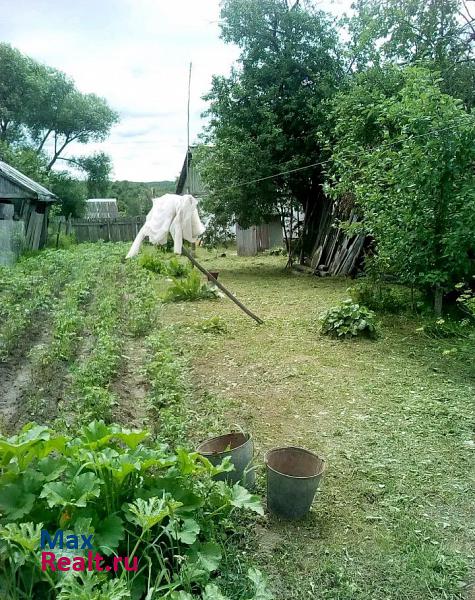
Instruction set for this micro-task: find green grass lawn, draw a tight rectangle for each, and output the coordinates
[160,249,475,600]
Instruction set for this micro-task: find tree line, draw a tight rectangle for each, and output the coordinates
[198,0,475,311]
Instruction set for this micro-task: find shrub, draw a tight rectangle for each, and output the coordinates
[268,247,286,256]
[165,271,218,303]
[320,299,377,339]
[138,248,166,274]
[349,280,423,314]
[456,281,475,321]
[416,317,473,340]
[166,257,190,278]
[0,421,267,599]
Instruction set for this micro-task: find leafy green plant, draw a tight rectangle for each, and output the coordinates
[165,271,218,303]
[416,317,473,340]
[456,281,475,321]
[349,280,424,314]
[166,258,191,278]
[197,317,228,335]
[0,421,266,600]
[268,247,286,256]
[138,248,167,274]
[320,299,377,339]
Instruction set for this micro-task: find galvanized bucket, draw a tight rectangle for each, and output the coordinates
[197,432,255,489]
[265,446,325,519]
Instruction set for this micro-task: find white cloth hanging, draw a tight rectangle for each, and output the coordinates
[126,194,206,258]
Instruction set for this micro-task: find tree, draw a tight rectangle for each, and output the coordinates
[0,44,119,169]
[110,180,153,215]
[0,44,32,142]
[74,152,113,198]
[199,0,344,259]
[49,172,87,218]
[328,66,475,312]
[42,91,118,172]
[347,0,475,107]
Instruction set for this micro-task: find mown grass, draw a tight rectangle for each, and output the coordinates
[160,248,475,600]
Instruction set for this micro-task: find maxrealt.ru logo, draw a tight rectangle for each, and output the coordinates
[40,529,138,573]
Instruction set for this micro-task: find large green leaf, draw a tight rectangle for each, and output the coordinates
[247,568,274,600]
[0,483,35,520]
[229,484,264,515]
[193,541,222,573]
[203,584,229,600]
[36,456,67,482]
[40,472,102,508]
[168,517,200,545]
[0,522,42,552]
[125,496,182,532]
[95,514,124,554]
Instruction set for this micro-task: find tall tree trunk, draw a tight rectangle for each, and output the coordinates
[434,285,444,316]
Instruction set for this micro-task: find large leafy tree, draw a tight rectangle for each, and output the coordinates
[347,0,475,107]
[198,0,343,252]
[0,44,118,170]
[328,66,475,312]
[73,152,113,198]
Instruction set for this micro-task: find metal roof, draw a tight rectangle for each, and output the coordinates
[0,159,57,202]
[87,198,118,203]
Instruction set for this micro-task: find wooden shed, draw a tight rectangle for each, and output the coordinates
[176,147,207,197]
[236,217,283,256]
[84,198,119,219]
[0,160,56,265]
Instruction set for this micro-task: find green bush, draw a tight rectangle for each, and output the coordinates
[349,280,423,314]
[456,281,475,321]
[0,421,268,600]
[320,299,378,339]
[416,317,473,340]
[138,248,167,274]
[165,271,218,303]
[166,257,190,278]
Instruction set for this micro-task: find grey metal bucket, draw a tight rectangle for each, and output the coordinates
[265,446,325,519]
[197,432,255,489]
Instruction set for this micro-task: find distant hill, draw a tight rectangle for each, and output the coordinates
[142,181,176,194]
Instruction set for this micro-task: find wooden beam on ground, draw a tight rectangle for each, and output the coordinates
[181,246,264,325]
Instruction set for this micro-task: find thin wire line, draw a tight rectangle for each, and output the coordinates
[211,117,473,194]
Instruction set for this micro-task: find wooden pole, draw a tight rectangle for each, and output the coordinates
[181,246,264,325]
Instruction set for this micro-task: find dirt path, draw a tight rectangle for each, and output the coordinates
[161,251,475,600]
[0,325,51,430]
[112,336,150,429]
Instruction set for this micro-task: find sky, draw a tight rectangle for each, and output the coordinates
[0,0,350,182]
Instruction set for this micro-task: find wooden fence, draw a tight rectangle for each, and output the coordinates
[70,216,146,243]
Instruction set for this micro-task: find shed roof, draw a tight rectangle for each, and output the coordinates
[0,160,57,202]
[84,198,119,219]
[176,146,207,197]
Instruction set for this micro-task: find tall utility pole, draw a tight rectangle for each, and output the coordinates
[186,61,192,195]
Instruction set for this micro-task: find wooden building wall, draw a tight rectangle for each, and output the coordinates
[236,217,283,256]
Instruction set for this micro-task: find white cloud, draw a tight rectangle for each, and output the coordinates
[0,0,351,181]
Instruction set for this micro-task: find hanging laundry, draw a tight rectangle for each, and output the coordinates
[126,194,206,258]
